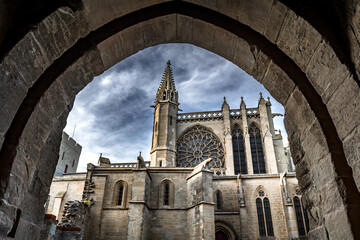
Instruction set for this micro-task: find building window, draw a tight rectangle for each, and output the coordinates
[215,190,222,210]
[64,165,68,173]
[256,190,274,237]
[61,151,65,160]
[113,181,128,207]
[249,123,266,174]
[118,185,124,206]
[72,159,75,167]
[164,183,170,205]
[294,193,309,236]
[160,179,174,207]
[170,116,173,125]
[177,125,225,168]
[232,124,247,174]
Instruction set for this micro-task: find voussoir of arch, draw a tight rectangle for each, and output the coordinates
[0,1,359,239]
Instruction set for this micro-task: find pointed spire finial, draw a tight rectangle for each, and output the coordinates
[154,60,178,104]
[258,92,266,105]
[139,151,142,156]
[222,96,229,110]
[240,96,246,108]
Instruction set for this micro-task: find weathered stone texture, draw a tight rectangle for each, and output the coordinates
[284,87,315,134]
[0,59,27,144]
[82,0,141,31]
[238,0,273,34]
[343,125,360,191]
[261,61,295,105]
[327,75,360,141]
[232,37,256,74]
[192,20,215,51]
[276,10,322,70]
[305,41,349,104]
[264,1,288,43]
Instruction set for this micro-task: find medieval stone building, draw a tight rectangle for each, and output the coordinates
[54,131,82,176]
[47,61,308,240]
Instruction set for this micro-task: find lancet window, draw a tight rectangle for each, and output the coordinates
[215,190,222,210]
[177,126,224,168]
[160,179,174,207]
[232,124,247,174]
[249,123,266,174]
[164,183,170,205]
[256,190,274,237]
[294,190,309,236]
[113,180,128,207]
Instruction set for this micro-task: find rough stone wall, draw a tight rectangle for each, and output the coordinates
[213,179,239,212]
[147,170,190,208]
[86,175,107,240]
[54,131,82,176]
[46,173,86,221]
[148,209,188,239]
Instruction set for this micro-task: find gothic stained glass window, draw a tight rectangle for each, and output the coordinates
[118,185,124,206]
[256,198,266,237]
[176,126,225,168]
[232,124,247,174]
[256,191,274,237]
[216,191,222,210]
[249,123,266,174]
[294,196,309,236]
[263,198,274,236]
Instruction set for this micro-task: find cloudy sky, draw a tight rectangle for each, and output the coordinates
[63,43,287,172]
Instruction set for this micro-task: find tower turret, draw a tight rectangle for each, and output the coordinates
[150,61,179,167]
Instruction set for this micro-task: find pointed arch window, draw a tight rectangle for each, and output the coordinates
[118,185,124,206]
[164,183,170,205]
[256,190,274,237]
[160,179,174,208]
[232,124,247,174]
[214,190,222,211]
[294,191,309,236]
[113,181,128,207]
[249,123,266,174]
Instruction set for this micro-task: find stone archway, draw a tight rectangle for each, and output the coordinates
[0,1,359,239]
[215,221,237,240]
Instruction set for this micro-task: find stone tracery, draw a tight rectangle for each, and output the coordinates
[177,126,224,167]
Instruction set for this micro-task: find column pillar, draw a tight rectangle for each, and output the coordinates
[186,160,215,240]
[241,97,253,174]
[222,97,235,175]
[127,168,150,240]
[258,93,278,174]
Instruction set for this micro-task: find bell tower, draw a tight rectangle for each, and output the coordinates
[150,61,179,167]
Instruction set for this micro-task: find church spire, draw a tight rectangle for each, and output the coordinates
[151,60,179,167]
[155,60,178,104]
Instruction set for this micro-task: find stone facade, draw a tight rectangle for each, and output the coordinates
[47,62,308,240]
[54,131,82,176]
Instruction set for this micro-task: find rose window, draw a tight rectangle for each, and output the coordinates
[176,126,225,167]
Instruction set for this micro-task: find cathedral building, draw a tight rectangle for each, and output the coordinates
[47,61,308,240]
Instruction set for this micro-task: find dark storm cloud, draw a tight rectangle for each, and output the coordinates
[64,44,286,171]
